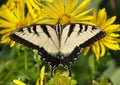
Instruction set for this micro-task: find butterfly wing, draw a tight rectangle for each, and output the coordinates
[10,24,59,54]
[9,24,61,67]
[60,23,106,66]
[60,23,106,55]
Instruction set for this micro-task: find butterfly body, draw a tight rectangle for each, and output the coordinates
[9,23,106,77]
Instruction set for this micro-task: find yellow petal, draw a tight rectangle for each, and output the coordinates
[92,42,100,60]
[84,47,90,56]
[0,7,18,22]
[71,0,90,17]
[97,8,107,26]
[1,37,10,43]
[40,66,45,82]
[36,66,45,85]
[103,42,120,50]
[105,25,120,32]
[1,33,10,42]
[27,0,41,10]
[10,40,16,47]
[13,79,26,85]
[65,0,72,14]
[36,19,57,25]
[73,15,94,21]
[100,42,105,57]
[103,16,116,28]
[0,19,15,28]
[45,1,59,15]
[54,0,64,14]
[103,37,120,50]
[93,11,97,23]
[43,0,53,2]
[43,6,59,19]
[74,8,93,18]
[0,28,15,34]
[109,33,120,37]
[65,0,78,14]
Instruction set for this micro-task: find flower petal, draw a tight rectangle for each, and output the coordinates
[100,42,105,57]
[71,0,90,17]
[74,8,93,18]
[13,79,26,85]
[103,16,116,28]
[10,40,16,47]
[54,0,64,14]
[97,8,107,26]
[84,47,90,56]
[0,28,15,34]
[39,66,45,85]
[65,0,78,14]
[104,24,120,32]
[92,42,100,60]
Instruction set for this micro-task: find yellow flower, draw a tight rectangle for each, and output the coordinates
[36,66,45,85]
[85,8,120,60]
[46,71,77,85]
[57,76,70,85]
[0,1,43,47]
[13,66,45,85]
[41,0,93,25]
[5,0,41,17]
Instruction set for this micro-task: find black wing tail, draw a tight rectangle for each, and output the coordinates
[38,48,60,77]
[62,47,81,76]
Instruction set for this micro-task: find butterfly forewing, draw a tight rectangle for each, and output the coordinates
[10,24,59,55]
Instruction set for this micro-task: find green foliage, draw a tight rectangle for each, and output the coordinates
[92,77,113,85]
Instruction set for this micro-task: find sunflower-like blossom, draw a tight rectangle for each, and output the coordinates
[5,0,41,17]
[0,1,44,47]
[41,0,94,25]
[85,8,120,60]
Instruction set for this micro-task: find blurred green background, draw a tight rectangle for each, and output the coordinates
[0,0,120,85]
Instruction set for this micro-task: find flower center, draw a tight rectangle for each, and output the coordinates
[59,15,70,25]
[16,22,25,28]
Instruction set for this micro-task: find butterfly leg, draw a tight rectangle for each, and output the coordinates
[51,66,57,77]
[64,65,72,77]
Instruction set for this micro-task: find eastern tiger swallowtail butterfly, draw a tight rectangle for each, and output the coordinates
[9,23,106,77]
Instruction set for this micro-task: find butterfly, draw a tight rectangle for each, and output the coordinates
[9,23,106,77]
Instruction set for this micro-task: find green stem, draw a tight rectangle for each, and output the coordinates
[37,54,40,74]
[24,49,28,70]
[34,50,40,74]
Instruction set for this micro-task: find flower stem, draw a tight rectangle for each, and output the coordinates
[24,49,28,70]
[37,54,40,74]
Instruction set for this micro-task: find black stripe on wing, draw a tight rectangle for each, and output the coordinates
[62,46,81,66]
[67,24,75,37]
[40,25,51,37]
[9,24,55,49]
[9,32,40,50]
[80,30,106,48]
[10,29,60,68]
[38,47,60,67]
